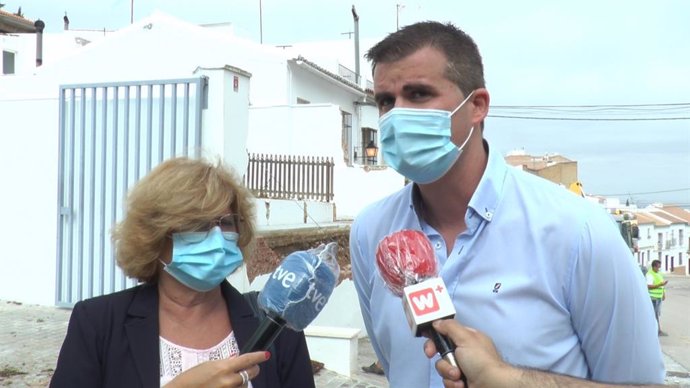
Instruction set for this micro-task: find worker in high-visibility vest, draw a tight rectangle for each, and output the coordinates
[646,260,668,336]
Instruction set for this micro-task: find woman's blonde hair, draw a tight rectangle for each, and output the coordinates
[112,157,256,282]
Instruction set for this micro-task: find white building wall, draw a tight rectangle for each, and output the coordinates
[248,104,341,156]
[1,33,26,74]
[0,76,60,305]
[10,13,287,106]
[287,63,385,160]
[678,226,689,273]
[1,31,110,76]
[0,12,406,306]
[253,199,333,228]
[636,223,656,267]
[195,66,252,174]
[247,104,403,220]
[668,225,685,271]
[0,66,250,305]
[655,225,672,271]
[360,102,381,128]
[290,67,362,107]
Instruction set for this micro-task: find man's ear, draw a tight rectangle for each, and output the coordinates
[471,88,490,126]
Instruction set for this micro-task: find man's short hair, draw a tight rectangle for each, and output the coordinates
[651,260,661,268]
[366,21,485,97]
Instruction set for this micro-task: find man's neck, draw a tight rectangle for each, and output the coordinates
[416,140,488,232]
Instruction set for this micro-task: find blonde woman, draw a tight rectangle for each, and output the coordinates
[51,157,315,388]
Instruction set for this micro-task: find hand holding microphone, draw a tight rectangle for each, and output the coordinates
[241,242,340,353]
[376,230,468,386]
[424,320,517,388]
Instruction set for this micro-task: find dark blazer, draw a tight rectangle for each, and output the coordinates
[50,281,315,388]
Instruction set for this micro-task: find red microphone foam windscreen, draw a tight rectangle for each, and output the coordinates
[375,229,438,296]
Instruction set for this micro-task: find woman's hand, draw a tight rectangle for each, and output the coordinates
[165,351,270,387]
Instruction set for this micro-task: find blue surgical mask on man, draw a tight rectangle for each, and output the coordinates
[163,226,243,292]
[379,91,475,184]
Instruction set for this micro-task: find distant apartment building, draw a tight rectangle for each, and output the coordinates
[504,149,579,188]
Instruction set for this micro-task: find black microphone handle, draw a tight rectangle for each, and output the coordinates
[241,314,286,353]
[429,328,469,387]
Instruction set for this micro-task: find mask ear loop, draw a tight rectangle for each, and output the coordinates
[449,90,477,151]
[456,126,475,151]
[449,90,476,116]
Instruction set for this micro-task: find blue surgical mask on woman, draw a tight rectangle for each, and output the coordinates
[163,226,243,292]
[379,91,475,184]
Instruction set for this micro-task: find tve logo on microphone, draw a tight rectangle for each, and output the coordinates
[402,277,456,336]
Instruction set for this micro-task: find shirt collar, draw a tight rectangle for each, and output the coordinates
[407,140,507,225]
[468,140,507,222]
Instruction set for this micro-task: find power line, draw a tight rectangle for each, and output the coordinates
[492,102,690,108]
[598,188,690,196]
[488,115,690,121]
[634,202,690,208]
[488,102,690,121]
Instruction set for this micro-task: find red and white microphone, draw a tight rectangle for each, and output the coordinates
[376,230,467,384]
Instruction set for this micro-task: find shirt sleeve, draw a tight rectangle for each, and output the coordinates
[567,210,665,384]
[645,273,654,286]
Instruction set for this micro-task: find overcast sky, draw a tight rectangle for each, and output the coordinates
[7,0,690,207]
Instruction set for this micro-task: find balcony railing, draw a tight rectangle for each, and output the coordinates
[338,64,361,86]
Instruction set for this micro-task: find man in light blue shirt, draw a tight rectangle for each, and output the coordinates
[350,21,664,387]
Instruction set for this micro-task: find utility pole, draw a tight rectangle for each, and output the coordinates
[396,3,404,30]
[130,0,134,24]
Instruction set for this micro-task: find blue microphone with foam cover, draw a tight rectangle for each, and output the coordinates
[241,242,339,353]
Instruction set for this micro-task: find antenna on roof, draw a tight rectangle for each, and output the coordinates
[352,5,360,86]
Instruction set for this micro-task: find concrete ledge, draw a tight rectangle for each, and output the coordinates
[305,325,361,378]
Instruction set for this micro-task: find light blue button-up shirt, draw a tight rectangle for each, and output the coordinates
[350,143,665,388]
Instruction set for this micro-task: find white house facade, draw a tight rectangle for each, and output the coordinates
[0,12,402,306]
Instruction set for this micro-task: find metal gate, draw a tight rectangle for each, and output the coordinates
[56,77,207,307]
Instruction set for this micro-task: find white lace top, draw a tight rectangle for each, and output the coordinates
[159,331,252,387]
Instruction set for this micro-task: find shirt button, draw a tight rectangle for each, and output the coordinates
[485,211,493,220]
[435,241,442,250]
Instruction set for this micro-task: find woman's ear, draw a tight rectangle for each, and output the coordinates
[160,237,173,265]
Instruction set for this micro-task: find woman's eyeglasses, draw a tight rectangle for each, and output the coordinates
[175,213,242,243]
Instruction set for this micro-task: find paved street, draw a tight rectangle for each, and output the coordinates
[659,274,690,383]
[1,276,689,387]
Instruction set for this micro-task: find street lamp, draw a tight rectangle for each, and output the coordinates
[365,140,378,164]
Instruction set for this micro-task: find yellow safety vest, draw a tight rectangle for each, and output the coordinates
[648,270,664,299]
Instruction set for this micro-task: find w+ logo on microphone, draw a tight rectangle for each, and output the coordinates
[409,288,440,316]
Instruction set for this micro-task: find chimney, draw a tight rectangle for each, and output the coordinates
[351,5,360,86]
[34,19,45,67]
[63,13,70,30]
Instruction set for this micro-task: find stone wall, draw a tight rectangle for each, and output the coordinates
[246,225,352,283]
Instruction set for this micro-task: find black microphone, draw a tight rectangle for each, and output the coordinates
[241,242,339,353]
